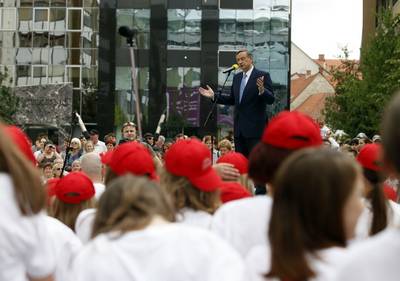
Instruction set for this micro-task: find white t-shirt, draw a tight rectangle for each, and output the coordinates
[45,216,82,281]
[75,208,97,244]
[211,196,273,257]
[0,173,55,281]
[93,140,107,154]
[246,244,347,281]
[335,228,400,281]
[94,182,105,200]
[176,208,213,229]
[354,200,400,240]
[72,223,245,281]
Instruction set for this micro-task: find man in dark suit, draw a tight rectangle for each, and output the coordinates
[199,49,275,157]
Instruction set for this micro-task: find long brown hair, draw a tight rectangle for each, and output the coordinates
[267,148,361,281]
[48,198,95,231]
[0,125,45,214]
[363,169,388,235]
[92,175,175,238]
[160,169,221,215]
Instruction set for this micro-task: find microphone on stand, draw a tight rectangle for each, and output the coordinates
[222,64,239,74]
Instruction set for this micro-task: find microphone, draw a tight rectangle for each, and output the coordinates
[118,26,137,38]
[222,64,239,74]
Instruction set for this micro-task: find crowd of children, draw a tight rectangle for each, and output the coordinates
[2,91,400,280]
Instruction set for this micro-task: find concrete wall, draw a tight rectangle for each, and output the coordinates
[291,42,320,75]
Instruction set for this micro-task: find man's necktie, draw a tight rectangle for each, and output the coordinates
[239,73,247,103]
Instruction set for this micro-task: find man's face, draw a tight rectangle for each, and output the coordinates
[123,125,137,141]
[90,134,99,144]
[146,136,154,146]
[236,51,253,72]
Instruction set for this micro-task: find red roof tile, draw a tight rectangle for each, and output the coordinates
[294,92,333,121]
[290,73,318,101]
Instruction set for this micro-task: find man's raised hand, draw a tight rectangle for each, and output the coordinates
[198,85,215,99]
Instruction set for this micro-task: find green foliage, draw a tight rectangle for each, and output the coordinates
[324,10,400,137]
[0,69,19,124]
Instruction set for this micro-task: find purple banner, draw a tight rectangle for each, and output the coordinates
[166,87,200,127]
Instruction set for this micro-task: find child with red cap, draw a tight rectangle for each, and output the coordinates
[72,175,245,281]
[335,92,400,281]
[216,152,252,202]
[75,142,158,243]
[0,125,56,280]
[354,143,400,240]
[161,138,223,229]
[48,171,95,230]
[211,111,323,257]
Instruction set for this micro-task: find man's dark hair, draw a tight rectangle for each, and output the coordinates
[236,49,253,60]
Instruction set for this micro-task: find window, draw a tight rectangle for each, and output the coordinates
[33,8,49,31]
[32,64,48,85]
[167,9,201,50]
[67,8,82,31]
[65,64,81,88]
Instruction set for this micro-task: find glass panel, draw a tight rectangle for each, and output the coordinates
[2,8,17,30]
[33,8,49,31]
[185,10,201,49]
[19,0,34,7]
[66,48,80,64]
[16,65,31,86]
[34,0,50,7]
[66,31,81,47]
[16,31,33,47]
[65,65,80,88]
[81,31,96,48]
[67,8,81,31]
[83,7,99,32]
[15,48,32,64]
[236,10,253,49]
[83,0,98,7]
[48,64,64,83]
[219,10,236,50]
[32,65,48,85]
[67,0,82,7]
[167,9,185,49]
[166,67,200,127]
[33,32,49,47]
[50,8,66,31]
[49,46,67,64]
[81,48,96,65]
[49,32,65,47]
[18,8,32,31]
[32,47,49,64]
[116,9,150,49]
[51,0,67,7]
[254,0,271,9]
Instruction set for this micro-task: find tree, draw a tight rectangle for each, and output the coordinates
[0,69,19,124]
[324,10,400,137]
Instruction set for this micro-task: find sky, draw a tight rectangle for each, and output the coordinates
[291,0,363,59]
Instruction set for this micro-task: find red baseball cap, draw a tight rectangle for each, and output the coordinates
[3,125,37,165]
[262,111,322,149]
[383,184,397,202]
[356,143,382,172]
[216,152,248,174]
[101,142,157,180]
[219,181,251,203]
[164,139,223,192]
[54,172,95,204]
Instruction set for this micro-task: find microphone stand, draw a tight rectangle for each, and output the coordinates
[203,70,234,163]
[126,36,143,140]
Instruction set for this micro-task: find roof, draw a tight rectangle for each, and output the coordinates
[295,93,333,121]
[290,73,318,101]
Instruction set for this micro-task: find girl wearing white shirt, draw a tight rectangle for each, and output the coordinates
[0,125,55,281]
[161,139,223,229]
[72,175,245,281]
[246,148,364,281]
[355,143,400,239]
[334,92,400,281]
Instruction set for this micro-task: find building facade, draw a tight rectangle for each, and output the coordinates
[98,0,291,138]
[0,0,99,125]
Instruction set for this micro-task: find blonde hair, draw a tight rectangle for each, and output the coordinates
[71,137,82,150]
[218,139,232,151]
[92,175,175,237]
[160,169,221,215]
[0,125,45,215]
[48,198,95,231]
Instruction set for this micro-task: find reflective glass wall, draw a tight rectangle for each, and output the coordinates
[0,0,99,123]
[98,0,290,137]
[218,0,290,129]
